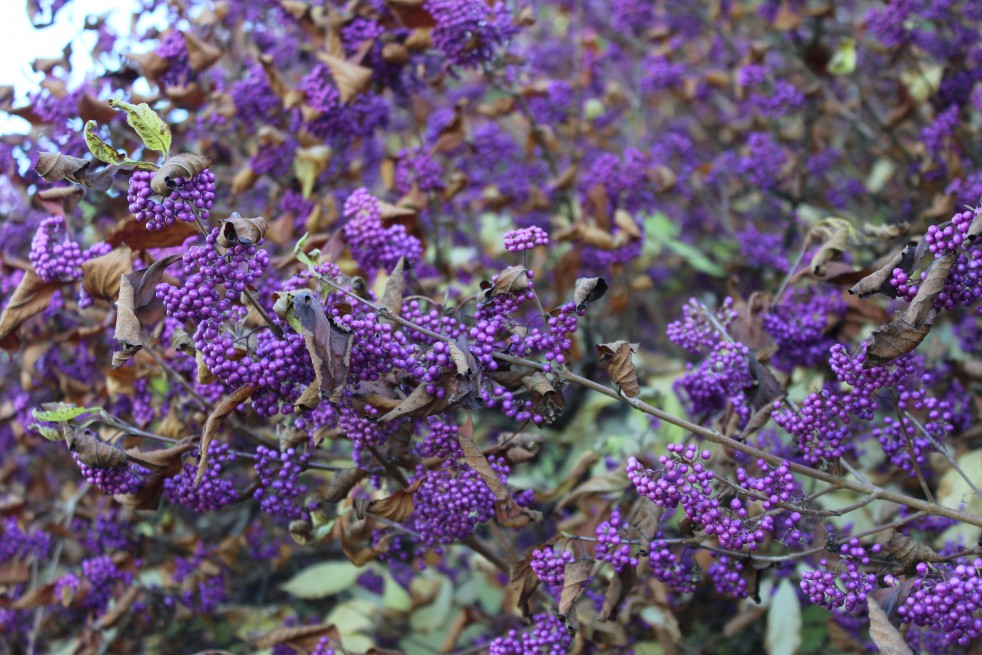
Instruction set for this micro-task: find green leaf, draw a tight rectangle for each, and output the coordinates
[827,38,856,76]
[32,405,96,423]
[280,561,362,599]
[29,423,63,441]
[84,121,125,165]
[294,233,316,270]
[109,97,172,156]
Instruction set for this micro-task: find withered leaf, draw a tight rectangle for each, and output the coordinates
[81,245,133,301]
[217,213,268,248]
[195,384,256,485]
[596,341,640,397]
[150,153,211,195]
[126,440,194,472]
[902,252,955,328]
[366,476,423,523]
[33,185,85,215]
[521,372,564,423]
[458,413,541,528]
[968,209,982,241]
[386,0,436,28]
[325,468,368,502]
[98,586,142,629]
[0,270,66,351]
[11,582,56,610]
[380,257,407,317]
[34,152,88,183]
[0,560,30,585]
[66,428,127,468]
[180,30,222,71]
[253,623,340,650]
[864,318,931,368]
[883,533,942,569]
[508,555,540,618]
[574,277,608,310]
[106,217,199,250]
[479,266,532,305]
[558,559,593,616]
[293,292,353,410]
[809,218,852,276]
[113,253,182,366]
[863,222,910,240]
[316,53,372,103]
[599,565,637,622]
[867,598,913,655]
[849,242,920,299]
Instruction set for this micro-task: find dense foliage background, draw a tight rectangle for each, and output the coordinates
[2,0,982,653]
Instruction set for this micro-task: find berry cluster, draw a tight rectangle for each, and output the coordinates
[800,539,882,611]
[29,216,86,282]
[72,452,149,496]
[648,539,697,594]
[594,509,638,572]
[530,546,573,589]
[488,613,571,655]
[253,445,311,520]
[924,208,975,254]
[674,341,753,422]
[342,188,423,272]
[503,226,549,253]
[666,297,737,354]
[426,0,516,68]
[164,441,238,512]
[897,558,982,646]
[156,227,270,323]
[127,169,216,230]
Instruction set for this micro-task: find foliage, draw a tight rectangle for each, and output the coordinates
[2,0,982,653]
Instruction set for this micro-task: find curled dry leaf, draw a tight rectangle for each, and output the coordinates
[180,30,222,71]
[573,276,608,310]
[253,623,340,650]
[34,152,88,184]
[113,254,183,368]
[809,218,852,276]
[325,467,369,502]
[479,266,532,305]
[508,554,539,618]
[292,292,353,410]
[66,428,127,468]
[599,566,637,622]
[883,533,942,569]
[864,318,930,368]
[558,559,593,616]
[0,270,66,351]
[81,245,133,301]
[33,185,85,215]
[97,586,142,629]
[849,242,920,299]
[867,597,914,655]
[902,251,956,328]
[366,476,423,522]
[596,341,640,397]
[125,440,194,472]
[195,384,256,485]
[380,256,407,317]
[106,216,199,250]
[217,213,268,248]
[316,53,372,103]
[150,152,212,195]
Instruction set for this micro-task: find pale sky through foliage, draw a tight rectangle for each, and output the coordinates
[0,0,148,133]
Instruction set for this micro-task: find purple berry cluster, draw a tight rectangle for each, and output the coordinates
[253,445,311,520]
[763,288,846,372]
[169,547,228,613]
[29,216,85,282]
[425,0,516,68]
[342,188,423,272]
[666,297,737,354]
[72,452,149,496]
[504,226,549,253]
[489,613,571,655]
[924,208,975,254]
[674,341,753,422]
[897,558,982,646]
[164,441,238,512]
[707,555,748,599]
[800,538,882,611]
[530,546,573,588]
[127,169,216,230]
[156,227,270,323]
[594,509,638,572]
[648,539,697,594]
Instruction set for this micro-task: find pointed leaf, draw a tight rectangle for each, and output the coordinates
[83,120,125,165]
[109,97,172,155]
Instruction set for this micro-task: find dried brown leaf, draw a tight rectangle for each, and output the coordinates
[865,318,931,368]
[574,277,608,310]
[113,254,182,368]
[558,559,593,616]
[0,270,66,351]
[509,554,540,618]
[867,597,913,655]
[386,0,436,28]
[810,219,851,276]
[325,468,368,502]
[217,213,268,248]
[34,152,88,184]
[126,440,194,472]
[883,533,942,569]
[367,477,423,522]
[599,566,636,621]
[849,242,920,299]
[81,245,132,301]
[106,217,199,250]
[195,384,256,485]
[150,153,211,195]
[98,586,142,629]
[596,341,640,397]
[66,428,127,468]
[293,292,353,410]
[903,252,956,327]
[180,30,222,71]
[478,266,531,305]
[316,53,372,103]
[253,623,340,650]
[381,257,407,317]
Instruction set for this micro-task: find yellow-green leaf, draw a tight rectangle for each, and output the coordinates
[828,38,856,76]
[109,97,172,156]
[280,561,361,599]
[32,405,96,423]
[84,121,125,165]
